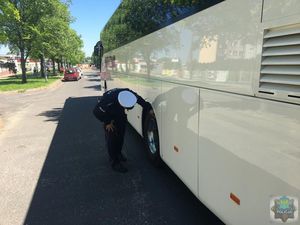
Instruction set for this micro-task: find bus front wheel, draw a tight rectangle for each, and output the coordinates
[143,110,162,167]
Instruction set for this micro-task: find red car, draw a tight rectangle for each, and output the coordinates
[63,68,81,81]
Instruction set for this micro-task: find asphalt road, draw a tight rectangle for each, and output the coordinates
[0,70,224,225]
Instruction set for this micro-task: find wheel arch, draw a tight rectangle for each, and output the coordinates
[141,102,153,138]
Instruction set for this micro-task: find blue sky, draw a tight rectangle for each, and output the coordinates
[0,0,121,57]
[69,0,121,57]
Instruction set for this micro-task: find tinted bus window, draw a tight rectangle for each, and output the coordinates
[101,0,224,52]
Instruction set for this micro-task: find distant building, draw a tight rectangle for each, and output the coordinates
[0,54,40,76]
[0,54,15,77]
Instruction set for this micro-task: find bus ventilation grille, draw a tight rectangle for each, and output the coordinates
[259,24,300,104]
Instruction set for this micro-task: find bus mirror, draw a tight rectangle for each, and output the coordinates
[94,45,99,56]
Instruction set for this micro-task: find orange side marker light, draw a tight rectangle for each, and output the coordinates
[174,146,179,153]
[230,193,240,205]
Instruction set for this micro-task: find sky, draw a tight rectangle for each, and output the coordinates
[69,0,121,57]
[0,0,121,57]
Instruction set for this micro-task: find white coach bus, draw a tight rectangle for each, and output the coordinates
[101,0,300,224]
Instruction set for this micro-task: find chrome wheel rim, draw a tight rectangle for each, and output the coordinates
[147,131,156,154]
[147,118,158,154]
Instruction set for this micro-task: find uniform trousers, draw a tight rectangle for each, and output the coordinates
[104,122,126,163]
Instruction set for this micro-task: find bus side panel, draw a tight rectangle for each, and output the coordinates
[263,0,300,23]
[198,89,300,225]
[159,83,199,196]
[141,0,262,96]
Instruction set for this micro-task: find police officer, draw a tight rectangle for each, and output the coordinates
[95,88,148,173]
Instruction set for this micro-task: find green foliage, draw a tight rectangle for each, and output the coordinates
[100,0,208,53]
[0,0,55,54]
[166,0,206,5]
[100,0,186,52]
[0,0,84,82]
[30,0,84,67]
[83,56,92,64]
[100,0,154,53]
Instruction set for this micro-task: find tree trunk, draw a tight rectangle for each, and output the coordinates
[52,58,56,75]
[60,57,62,67]
[20,49,27,83]
[40,55,45,78]
[57,60,60,73]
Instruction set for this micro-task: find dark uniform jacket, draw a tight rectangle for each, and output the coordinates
[97,88,147,126]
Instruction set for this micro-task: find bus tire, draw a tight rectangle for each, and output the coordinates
[143,110,162,167]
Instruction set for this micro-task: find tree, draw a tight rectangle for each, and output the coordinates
[0,0,56,83]
[100,0,183,75]
[1,0,84,81]
[31,0,72,77]
[63,28,85,66]
[100,0,192,53]
[83,56,92,64]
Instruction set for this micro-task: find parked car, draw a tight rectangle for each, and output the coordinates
[63,68,80,81]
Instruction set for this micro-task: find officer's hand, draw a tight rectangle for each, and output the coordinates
[105,122,115,132]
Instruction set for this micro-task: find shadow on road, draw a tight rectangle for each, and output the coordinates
[24,96,224,225]
[84,84,101,91]
[87,78,101,82]
[85,74,99,78]
[38,108,62,122]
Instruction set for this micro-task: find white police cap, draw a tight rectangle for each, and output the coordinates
[118,90,137,108]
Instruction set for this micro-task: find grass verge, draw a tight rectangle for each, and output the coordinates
[0,74,62,92]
